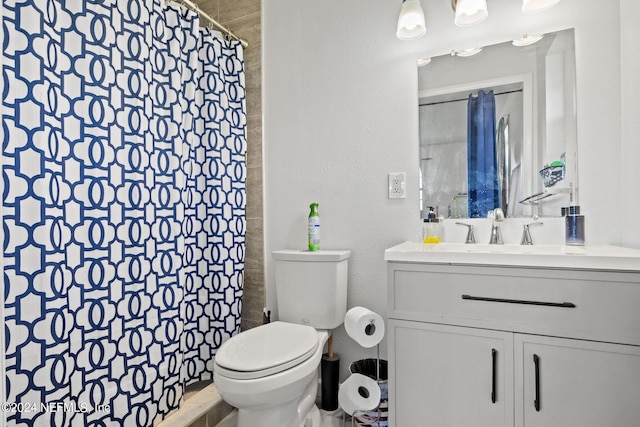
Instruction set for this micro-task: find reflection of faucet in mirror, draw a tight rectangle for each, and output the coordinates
[489,208,504,244]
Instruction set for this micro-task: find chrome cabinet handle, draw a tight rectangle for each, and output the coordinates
[461,294,576,308]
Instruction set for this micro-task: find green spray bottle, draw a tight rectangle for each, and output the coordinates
[308,203,320,251]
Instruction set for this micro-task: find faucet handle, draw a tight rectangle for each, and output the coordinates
[455,222,476,244]
[521,222,543,245]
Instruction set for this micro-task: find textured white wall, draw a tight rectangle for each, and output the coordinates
[263,0,633,379]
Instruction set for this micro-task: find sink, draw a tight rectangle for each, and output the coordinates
[424,243,587,255]
[385,241,640,271]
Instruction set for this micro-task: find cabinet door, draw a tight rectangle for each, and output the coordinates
[515,334,640,427]
[389,320,514,427]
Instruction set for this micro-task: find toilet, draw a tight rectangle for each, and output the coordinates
[213,249,351,427]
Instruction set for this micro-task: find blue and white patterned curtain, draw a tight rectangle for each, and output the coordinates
[2,0,246,426]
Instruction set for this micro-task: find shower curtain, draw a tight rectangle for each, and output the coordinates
[2,1,246,426]
[467,90,499,218]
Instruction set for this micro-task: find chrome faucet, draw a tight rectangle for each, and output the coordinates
[455,222,476,244]
[488,208,504,245]
[520,222,543,245]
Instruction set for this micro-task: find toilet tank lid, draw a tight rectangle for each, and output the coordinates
[272,249,351,262]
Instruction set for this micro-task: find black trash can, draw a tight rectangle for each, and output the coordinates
[349,359,388,427]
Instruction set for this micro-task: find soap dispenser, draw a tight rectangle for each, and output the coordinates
[422,207,442,244]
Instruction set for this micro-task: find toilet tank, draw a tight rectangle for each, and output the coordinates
[272,249,350,330]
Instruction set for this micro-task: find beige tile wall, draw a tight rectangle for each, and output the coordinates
[197,0,264,331]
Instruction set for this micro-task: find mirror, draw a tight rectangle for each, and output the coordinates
[418,29,577,219]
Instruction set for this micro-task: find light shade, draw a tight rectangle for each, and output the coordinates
[512,34,544,46]
[522,0,561,13]
[454,0,488,27]
[454,47,483,57]
[396,0,426,40]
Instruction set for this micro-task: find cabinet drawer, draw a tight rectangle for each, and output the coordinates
[388,263,640,345]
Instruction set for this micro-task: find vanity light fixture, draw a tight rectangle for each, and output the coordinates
[396,0,426,40]
[522,0,561,13]
[512,34,544,46]
[452,0,488,27]
[397,0,561,40]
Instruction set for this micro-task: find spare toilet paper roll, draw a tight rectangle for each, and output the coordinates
[344,306,385,348]
[338,373,381,416]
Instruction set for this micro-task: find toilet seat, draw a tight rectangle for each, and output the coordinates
[214,321,319,380]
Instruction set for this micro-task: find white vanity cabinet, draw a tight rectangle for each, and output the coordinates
[386,257,640,427]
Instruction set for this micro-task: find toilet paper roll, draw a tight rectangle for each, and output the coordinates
[344,306,385,348]
[338,373,381,416]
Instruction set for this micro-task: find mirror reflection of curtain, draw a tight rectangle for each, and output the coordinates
[467,90,500,218]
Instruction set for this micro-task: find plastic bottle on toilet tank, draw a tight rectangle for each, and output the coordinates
[308,203,320,251]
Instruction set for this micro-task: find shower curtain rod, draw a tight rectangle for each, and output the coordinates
[419,88,522,107]
[168,0,249,48]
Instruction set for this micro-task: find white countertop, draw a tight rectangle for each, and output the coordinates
[385,241,640,271]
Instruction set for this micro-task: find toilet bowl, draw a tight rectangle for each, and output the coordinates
[214,321,329,427]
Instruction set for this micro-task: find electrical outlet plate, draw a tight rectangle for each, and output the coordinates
[388,172,406,199]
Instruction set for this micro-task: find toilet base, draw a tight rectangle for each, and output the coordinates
[235,369,321,427]
[237,400,321,427]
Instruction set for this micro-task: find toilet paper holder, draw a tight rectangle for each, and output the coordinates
[340,307,385,427]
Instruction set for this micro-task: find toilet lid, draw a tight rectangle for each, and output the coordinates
[214,322,319,380]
